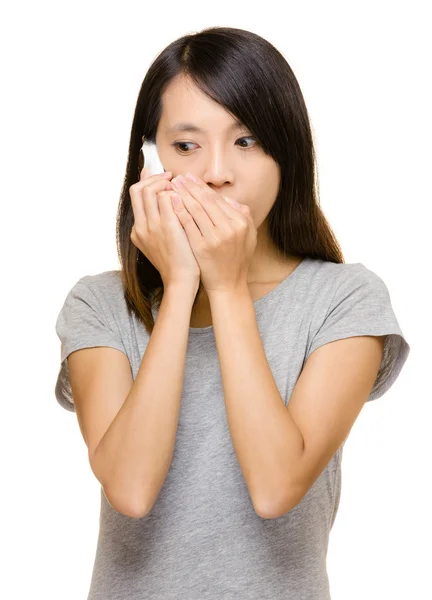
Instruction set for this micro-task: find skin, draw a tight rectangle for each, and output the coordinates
[154,74,302,325]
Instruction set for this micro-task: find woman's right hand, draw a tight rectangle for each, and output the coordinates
[129,167,201,289]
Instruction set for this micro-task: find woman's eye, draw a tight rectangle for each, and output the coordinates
[237,137,256,148]
[171,137,257,154]
[172,142,195,153]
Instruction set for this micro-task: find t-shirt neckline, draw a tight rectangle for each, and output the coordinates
[188,256,310,335]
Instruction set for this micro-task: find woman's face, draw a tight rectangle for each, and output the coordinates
[155,74,281,231]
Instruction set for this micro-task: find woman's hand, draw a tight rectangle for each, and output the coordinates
[170,173,258,293]
[129,168,201,289]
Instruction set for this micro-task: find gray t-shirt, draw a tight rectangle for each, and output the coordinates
[54,256,410,600]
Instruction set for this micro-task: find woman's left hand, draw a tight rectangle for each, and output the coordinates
[169,173,258,293]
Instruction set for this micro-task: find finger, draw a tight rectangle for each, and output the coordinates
[173,194,203,247]
[217,196,247,223]
[157,189,178,221]
[172,182,215,236]
[232,200,254,225]
[222,196,241,209]
[130,171,172,224]
[232,203,254,230]
[130,177,172,231]
[181,178,240,227]
[139,167,172,183]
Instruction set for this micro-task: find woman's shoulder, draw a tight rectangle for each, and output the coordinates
[78,268,123,289]
[305,257,375,288]
[65,270,127,316]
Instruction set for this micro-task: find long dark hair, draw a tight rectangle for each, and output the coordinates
[116,26,344,336]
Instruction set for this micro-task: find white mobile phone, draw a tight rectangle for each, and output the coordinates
[141,141,165,176]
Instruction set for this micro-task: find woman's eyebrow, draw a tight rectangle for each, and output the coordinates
[165,121,244,134]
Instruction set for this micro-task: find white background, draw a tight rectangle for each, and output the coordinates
[1,1,430,598]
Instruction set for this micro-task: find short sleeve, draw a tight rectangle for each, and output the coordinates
[305,264,410,402]
[54,277,128,412]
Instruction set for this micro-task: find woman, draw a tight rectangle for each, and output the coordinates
[55,26,410,600]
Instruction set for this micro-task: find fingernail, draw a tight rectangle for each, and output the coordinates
[171,193,180,207]
[171,178,184,190]
[185,172,197,182]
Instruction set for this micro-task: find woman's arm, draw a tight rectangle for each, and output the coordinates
[86,283,197,518]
